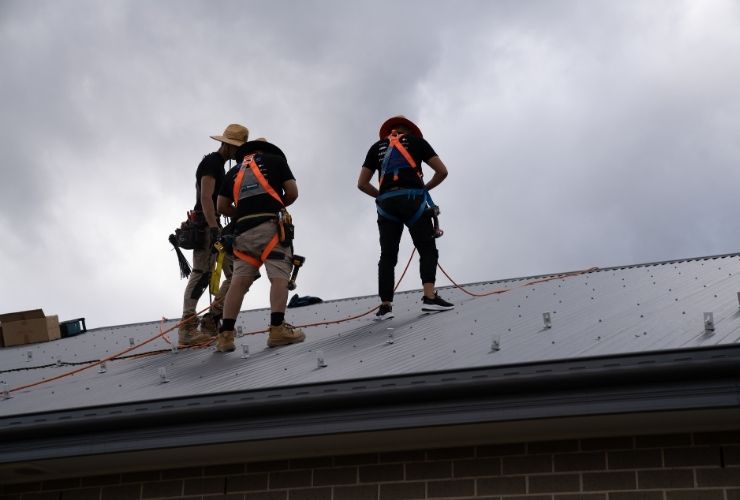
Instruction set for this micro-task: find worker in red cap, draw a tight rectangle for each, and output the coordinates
[357,115,454,320]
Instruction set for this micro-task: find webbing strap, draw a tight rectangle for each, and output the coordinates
[379,132,419,186]
[233,233,280,268]
[233,155,284,207]
[376,189,436,227]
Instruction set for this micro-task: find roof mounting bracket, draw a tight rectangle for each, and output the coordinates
[316,350,327,368]
[704,312,715,335]
[543,312,552,329]
[490,334,501,352]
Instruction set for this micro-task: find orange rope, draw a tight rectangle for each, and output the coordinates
[10,248,597,394]
[437,262,599,297]
[9,305,213,394]
[9,249,420,392]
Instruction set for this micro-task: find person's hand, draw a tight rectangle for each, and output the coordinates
[209,226,220,244]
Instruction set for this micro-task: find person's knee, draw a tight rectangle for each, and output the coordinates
[379,253,398,267]
[230,275,253,295]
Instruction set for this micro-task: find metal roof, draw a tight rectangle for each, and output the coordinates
[2,252,740,418]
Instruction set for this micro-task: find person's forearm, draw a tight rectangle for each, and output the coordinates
[358,182,379,198]
[201,202,219,227]
[425,172,447,191]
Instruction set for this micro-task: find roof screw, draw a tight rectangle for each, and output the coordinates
[490,334,501,352]
[703,312,715,335]
[1,384,10,400]
[26,351,32,362]
[158,367,169,384]
[241,344,250,359]
[171,342,178,354]
[236,326,244,336]
[543,312,552,329]
[316,350,327,368]
[386,328,395,345]
[129,337,135,347]
[56,358,62,367]
[98,361,107,374]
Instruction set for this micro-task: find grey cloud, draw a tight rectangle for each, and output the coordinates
[2,0,740,326]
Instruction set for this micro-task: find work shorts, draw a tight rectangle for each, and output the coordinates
[232,220,292,281]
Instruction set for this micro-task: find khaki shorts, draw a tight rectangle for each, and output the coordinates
[232,220,293,281]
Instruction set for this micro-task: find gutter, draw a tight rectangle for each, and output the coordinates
[1,344,739,463]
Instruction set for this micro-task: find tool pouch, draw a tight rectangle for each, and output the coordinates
[279,209,294,247]
[217,221,236,254]
[174,211,206,250]
[281,223,295,247]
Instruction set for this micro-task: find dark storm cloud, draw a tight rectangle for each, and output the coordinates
[2,0,739,326]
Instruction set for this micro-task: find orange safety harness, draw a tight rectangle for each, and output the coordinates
[379,130,422,186]
[231,154,285,268]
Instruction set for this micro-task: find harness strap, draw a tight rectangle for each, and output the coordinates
[237,212,277,223]
[233,232,280,268]
[379,132,419,186]
[231,155,287,268]
[376,188,436,227]
[233,155,284,207]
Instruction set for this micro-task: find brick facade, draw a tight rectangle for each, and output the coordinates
[2,431,739,500]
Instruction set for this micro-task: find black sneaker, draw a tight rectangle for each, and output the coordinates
[374,303,394,321]
[421,292,455,311]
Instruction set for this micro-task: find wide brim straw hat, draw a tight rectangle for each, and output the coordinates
[210,123,249,147]
[378,115,423,140]
[235,138,287,162]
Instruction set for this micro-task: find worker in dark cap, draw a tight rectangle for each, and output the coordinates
[216,138,305,352]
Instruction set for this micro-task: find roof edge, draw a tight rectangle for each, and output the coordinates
[1,344,739,464]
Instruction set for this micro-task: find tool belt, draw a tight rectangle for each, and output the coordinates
[173,210,207,250]
[228,208,295,267]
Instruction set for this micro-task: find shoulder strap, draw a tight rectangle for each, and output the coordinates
[232,155,284,207]
[380,131,420,186]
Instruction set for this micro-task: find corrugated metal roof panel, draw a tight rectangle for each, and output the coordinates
[2,253,739,417]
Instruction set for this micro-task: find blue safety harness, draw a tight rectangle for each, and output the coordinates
[376,188,437,227]
[374,131,441,231]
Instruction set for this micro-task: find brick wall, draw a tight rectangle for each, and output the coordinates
[2,430,739,500]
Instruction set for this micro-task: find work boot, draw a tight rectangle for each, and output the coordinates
[267,323,305,348]
[199,312,220,336]
[178,315,212,346]
[216,330,236,353]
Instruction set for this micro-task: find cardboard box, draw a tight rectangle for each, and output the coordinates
[46,314,61,342]
[0,309,58,347]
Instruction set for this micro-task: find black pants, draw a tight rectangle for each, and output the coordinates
[377,195,438,302]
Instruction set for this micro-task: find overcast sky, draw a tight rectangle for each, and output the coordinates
[2,0,740,328]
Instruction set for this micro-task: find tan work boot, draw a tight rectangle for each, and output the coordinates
[178,314,212,346]
[267,323,305,348]
[199,312,219,336]
[216,330,235,352]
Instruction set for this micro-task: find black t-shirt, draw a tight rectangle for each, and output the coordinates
[194,152,226,212]
[221,153,296,219]
[363,135,437,193]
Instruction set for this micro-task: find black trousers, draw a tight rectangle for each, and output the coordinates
[377,195,438,302]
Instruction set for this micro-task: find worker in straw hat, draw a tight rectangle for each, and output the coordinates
[357,115,454,320]
[178,123,249,346]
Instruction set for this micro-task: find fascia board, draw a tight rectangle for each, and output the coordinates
[1,344,739,464]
